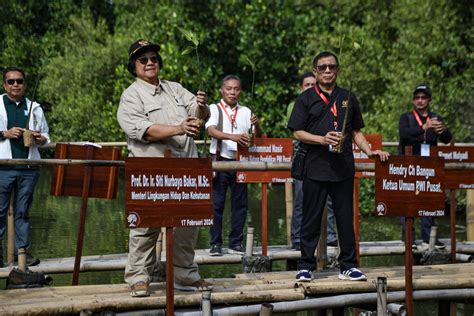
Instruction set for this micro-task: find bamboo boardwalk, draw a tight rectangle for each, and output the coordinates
[1,263,474,314]
[0,239,473,278]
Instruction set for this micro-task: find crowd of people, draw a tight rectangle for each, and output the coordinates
[0,38,452,296]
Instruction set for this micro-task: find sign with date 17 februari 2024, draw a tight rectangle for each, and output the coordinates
[125,157,213,228]
[375,156,445,217]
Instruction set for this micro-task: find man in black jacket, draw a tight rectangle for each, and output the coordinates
[399,84,452,248]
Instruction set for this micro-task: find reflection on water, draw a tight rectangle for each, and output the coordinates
[1,166,473,314]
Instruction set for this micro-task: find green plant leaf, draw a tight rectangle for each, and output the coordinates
[178,27,194,42]
[181,46,194,55]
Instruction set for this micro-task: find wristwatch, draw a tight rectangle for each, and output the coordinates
[0,131,5,140]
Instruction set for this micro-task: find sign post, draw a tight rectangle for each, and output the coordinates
[237,137,292,256]
[50,143,121,285]
[431,146,474,262]
[125,156,213,316]
[375,156,445,316]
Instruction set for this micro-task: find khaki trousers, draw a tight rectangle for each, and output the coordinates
[125,226,201,286]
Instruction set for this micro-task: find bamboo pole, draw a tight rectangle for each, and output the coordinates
[0,289,305,314]
[0,158,472,172]
[175,288,474,316]
[18,248,26,272]
[2,242,474,279]
[39,141,474,150]
[245,227,255,256]
[467,189,474,241]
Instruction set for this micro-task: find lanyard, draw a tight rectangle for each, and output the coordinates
[314,85,338,130]
[412,109,430,142]
[219,100,238,132]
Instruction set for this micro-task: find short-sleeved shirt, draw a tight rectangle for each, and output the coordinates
[287,85,365,181]
[205,99,252,159]
[117,78,204,158]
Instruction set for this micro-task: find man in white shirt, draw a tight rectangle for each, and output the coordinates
[205,75,261,256]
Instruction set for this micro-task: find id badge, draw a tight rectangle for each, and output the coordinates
[421,143,430,157]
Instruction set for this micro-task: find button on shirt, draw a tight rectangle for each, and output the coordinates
[205,100,252,160]
[117,78,204,158]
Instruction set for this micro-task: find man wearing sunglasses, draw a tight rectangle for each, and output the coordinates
[399,84,452,250]
[117,39,211,297]
[0,67,50,268]
[288,51,389,283]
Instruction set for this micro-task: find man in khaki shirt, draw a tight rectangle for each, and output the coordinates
[117,39,211,297]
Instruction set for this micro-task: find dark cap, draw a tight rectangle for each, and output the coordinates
[127,39,163,76]
[413,84,432,98]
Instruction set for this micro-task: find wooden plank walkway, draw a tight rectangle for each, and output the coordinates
[1,240,472,278]
[1,263,474,314]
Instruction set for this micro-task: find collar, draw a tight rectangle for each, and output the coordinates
[136,78,161,96]
[3,94,26,106]
[316,83,338,97]
[220,99,240,110]
[413,108,430,118]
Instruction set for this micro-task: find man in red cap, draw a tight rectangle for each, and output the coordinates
[117,39,211,297]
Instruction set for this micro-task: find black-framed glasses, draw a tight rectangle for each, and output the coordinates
[137,56,158,65]
[6,78,24,85]
[316,64,338,72]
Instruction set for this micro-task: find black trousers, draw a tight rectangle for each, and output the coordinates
[298,176,358,271]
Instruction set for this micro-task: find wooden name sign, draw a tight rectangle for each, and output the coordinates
[431,146,474,189]
[375,156,445,217]
[353,134,382,178]
[50,143,120,199]
[236,138,293,183]
[125,157,213,228]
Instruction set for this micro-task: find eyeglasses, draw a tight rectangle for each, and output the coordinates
[316,64,338,72]
[137,56,158,65]
[413,96,429,100]
[5,78,24,85]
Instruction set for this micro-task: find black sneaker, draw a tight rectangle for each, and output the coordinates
[228,244,245,255]
[14,253,40,267]
[6,268,52,289]
[327,240,338,247]
[209,244,222,256]
[291,243,300,251]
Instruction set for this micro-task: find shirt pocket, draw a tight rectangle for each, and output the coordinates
[168,98,189,124]
[144,103,167,124]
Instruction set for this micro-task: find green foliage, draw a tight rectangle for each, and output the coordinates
[1,0,471,143]
[0,1,472,212]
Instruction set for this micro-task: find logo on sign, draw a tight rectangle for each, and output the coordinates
[127,212,140,227]
[238,173,246,182]
[376,203,387,216]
